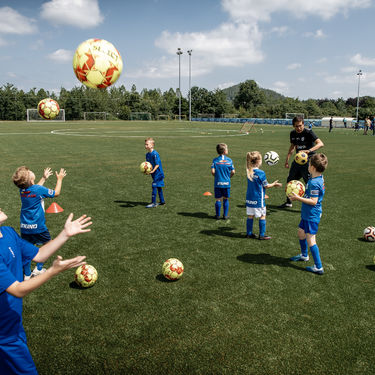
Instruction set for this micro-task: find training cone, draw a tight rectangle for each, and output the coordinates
[46,202,64,213]
[203,191,212,196]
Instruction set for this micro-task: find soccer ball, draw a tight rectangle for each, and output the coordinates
[37,98,60,120]
[75,265,98,288]
[72,38,123,89]
[140,161,152,174]
[285,180,305,197]
[363,226,375,242]
[294,151,309,165]
[264,151,279,166]
[162,258,184,281]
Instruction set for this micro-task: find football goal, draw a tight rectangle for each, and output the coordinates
[83,112,108,121]
[173,115,187,121]
[27,109,65,122]
[239,121,256,134]
[197,113,215,118]
[157,114,170,121]
[130,112,152,121]
[222,113,239,118]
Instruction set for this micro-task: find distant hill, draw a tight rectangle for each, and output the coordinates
[222,83,286,103]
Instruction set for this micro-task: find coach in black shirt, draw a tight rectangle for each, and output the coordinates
[279,116,324,208]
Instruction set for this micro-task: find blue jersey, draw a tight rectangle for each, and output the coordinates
[246,169,268,208]
[19,185,55,234]
[301,175,325,223]
[146,150,164,186]
[211,155,234,188]
[0,227,38,344]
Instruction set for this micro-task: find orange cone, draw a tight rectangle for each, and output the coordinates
[46,202,64,213]
[203,191,212,196]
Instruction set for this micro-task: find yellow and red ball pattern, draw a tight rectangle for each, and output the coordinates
[162,258,184,281]
[140,161,152,174]
[73,38,123,89]
[75,264,98,288]
[285,180,305,198]
[37,98,60,120]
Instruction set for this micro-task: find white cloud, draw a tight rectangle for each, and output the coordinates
[0,7,37,34]
[40,0,103,28]
[48,49,73,62]
[217,82,236,90]
[341,66,358,73]
[221,0,371,22]
[316,57,327,63]
[350,53,375,66]
[303,29,326,38]
[270,80,289,94]
[287,63,301,70]
[269,26,289,36]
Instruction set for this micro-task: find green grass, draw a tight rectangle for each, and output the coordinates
[1,121,375,374]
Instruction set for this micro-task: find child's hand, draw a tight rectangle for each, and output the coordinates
[56,168,67,180]
[43,167,53,179]
[51,255,86,274]
[64,213,92,237]
[272,180,282,188]
[288,192,298,201]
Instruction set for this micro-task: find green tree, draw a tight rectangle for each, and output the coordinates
[233,80,266,110]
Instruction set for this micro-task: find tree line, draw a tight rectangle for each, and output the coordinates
[0,80,374,121]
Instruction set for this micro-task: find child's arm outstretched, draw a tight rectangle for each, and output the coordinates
[266,180,282,189]
[6,213,92,298]
[37,167,53,186]
[289,193,318,205]
[54,168,67,197]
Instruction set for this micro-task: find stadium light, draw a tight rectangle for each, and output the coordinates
[176,48,183,121]
[356,69,363,125]
[187,49,192,122]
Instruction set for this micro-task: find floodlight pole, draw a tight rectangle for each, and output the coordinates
[177,48,183,121]
[356,69,363,124]
[187,49,192,122]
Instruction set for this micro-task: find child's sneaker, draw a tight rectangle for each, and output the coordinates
[306,265,324,275]
[24,274,32,281]
[259,235,272,240]
[223,215,229,220]
[290,254,309,262]
[146,203,158,208]
[32,267,46,276]
[246,234,257,239]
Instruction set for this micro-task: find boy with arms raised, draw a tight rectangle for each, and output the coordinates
[289,153,328,274]
[0,209,92,374]
[211,143,235,220]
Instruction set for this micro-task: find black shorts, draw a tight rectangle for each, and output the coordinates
[21,230,51,246]
[287,161,309,184]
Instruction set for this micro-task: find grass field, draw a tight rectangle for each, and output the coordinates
[1,120,375,375]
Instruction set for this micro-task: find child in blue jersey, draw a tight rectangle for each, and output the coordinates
[145,138,165,208]
[12,166,67,279]
[289,153,328,274]
[246,151,282,240]
[0,208,91,375]
[211,143,235,220]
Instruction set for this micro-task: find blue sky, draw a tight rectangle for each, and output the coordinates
[1,0,375,99]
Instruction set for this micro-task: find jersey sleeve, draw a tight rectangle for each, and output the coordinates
[211,159,215,169]
[154,152,161,165]
[259,171,268,187]
[309,130,318,142]
[12,229,39,266]
[309,180,321,198]
[36,185,55,198]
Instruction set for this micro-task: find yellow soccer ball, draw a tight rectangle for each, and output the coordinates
[73,38,123,89]
[140,161,152,174]
[294,151,309,165]
[162,258,184,281]
[37,98,60,120]
[285,180,305,198]
[75,265,98,288]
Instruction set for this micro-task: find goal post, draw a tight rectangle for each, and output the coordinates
[157,114,170,121]
[27,108,65,122]
[173,114,187,121]
[130,112,152,121]
[239,121,256,134]
[83,112,107,121]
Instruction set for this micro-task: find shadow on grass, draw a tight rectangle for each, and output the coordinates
[200,226,244,238]
[365,265,375,272]
[178,212,216,220]
[237,253,306,272]
[114,200,148,208]
[155,273,179,283]
[69,281,94,290]
[267,204,301,214]
[357,237,373,242]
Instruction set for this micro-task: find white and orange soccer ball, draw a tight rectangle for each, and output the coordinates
[294,151,309,165]
[140,161,152,174]
[363,226,375,242]
[75,265,98,288]
[162,258,184,281]
[72,38,123,89]
[285,180,305,198]
[37,98,60,120]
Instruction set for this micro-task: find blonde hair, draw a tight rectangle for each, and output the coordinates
[246,151,262,181]
[145,137,155,146]
[12,166,32,189]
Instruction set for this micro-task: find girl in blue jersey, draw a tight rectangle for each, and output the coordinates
[12,166,67,280]
[246,151,282,240]
[289,153,328,274]
[145,138,165,208]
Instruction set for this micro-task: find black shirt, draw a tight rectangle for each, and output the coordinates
[290,129,318,154]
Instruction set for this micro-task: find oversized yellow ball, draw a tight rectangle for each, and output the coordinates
[37,98,60,120]
[72,38,123,89]
[75,265,98,288]
[162,258,184,281]
[140,161,152,174]
[285,180,305,197]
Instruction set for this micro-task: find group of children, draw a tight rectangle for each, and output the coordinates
[145,138,328,276]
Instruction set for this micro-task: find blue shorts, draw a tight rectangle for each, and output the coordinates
[299,219,319,235]
[214,187,230,199]
[152,179,164,188]
[21,230,51,246]
[0,334,38,375]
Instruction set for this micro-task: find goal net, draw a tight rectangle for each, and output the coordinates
[222,113,239,118]
[285,113,305,120]
[157,114,170,121]
[84,112,107,121]
[173,115,187,121]
[27,108,65,122]
[239,121,256,134]
[130,112,152,121]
